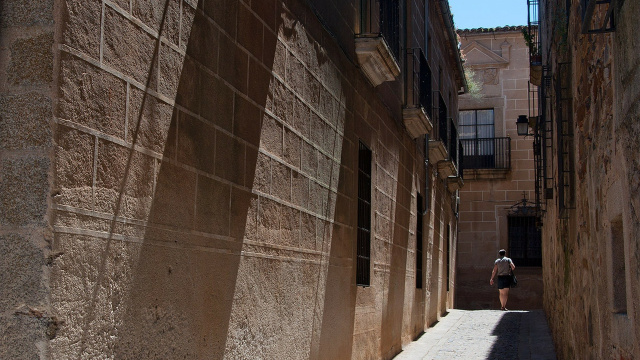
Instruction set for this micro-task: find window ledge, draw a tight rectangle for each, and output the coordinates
[462,168,510,180]
[428,140,448,164]
[447,176,464,192]
[437,160,456,179]
[355,36,401,87]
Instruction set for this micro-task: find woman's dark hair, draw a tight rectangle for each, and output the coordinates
[499,249,506,256]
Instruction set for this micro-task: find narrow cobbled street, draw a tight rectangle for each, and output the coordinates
[394,310,556,360]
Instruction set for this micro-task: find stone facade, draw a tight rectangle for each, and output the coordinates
[537,0,640,359]
[456,27,543,310]
[0,0,465,358]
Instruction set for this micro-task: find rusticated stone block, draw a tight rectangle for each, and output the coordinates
[60,0,101,58]
[7,31,54,86]
[237,3,263,60]
[0,92,52,150]
[57,53,127,139]
[176,112,216,174]
[203,0,238,38]
[200,71,233,131]
[0,233,47,312]
[301,140,317,178]
[260,114,283,158]
[218,33,248,94]
[266,79,294,125]
[248,56,272,107]
[250,0,276,31]
[280,205,300,247]
[271,161,291,202]
[230,186,257,240]
[185,11,218,73]
[132,0,180,45]
[253,152,271,194]
[291,170,309,208]
[233,95,262,146]
[215,130,245,185]
[0,0,53,27]
[195,175,230,235]
[103,6,157,87]
[283,127,301,169]
[127,87,174,154]
[179,2,196,53]
[95,139,155,219]
[54,125,94,210]
[0,156,49,226]
[257,196,281,242]
[149,161,196,228]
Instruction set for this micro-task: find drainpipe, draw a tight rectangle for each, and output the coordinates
[422,134,430,215]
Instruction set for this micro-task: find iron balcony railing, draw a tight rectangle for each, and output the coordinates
[406,48,433,118]
[448,118,458,167]
[460,137,511,170]
[526,0,540,65]
[360,0,401,62]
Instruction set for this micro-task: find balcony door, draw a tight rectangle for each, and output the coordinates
[459,109,495,168]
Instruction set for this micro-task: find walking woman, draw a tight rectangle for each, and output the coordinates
[490,249,515,311]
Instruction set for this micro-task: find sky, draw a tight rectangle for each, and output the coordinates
[448,0,528,30]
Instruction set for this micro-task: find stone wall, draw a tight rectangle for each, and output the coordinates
[540,0,640,359]
[0,0,56,358]
[0,0,464,359]
[456,28,543,310]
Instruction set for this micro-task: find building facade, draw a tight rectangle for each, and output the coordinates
[0,0,465,359]
[529,0,640,358]
[456,26,543,310]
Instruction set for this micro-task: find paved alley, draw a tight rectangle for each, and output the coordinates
[394,310,557,360]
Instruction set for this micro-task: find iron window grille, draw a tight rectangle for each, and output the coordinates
[359,0,402,62]
[357,141,372,286]
[556,62,575,219]
[448,117,458,167]
[406,48,433,118]
[508,195,542,267]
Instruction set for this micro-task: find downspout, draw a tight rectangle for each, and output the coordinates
[422,134,430,215]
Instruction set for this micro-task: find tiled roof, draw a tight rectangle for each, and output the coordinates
[457,25,528,34]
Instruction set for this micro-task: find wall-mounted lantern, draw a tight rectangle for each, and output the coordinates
[516,115,533,136]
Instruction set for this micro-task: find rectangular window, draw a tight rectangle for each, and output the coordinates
[357,141,372,286]
[508,215,542,267]
[416,193,424,289]
[459,109,511,170]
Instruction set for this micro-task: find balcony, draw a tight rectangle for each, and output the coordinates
[356,0,401,87]
[461,137,511,180]
[428,93,448,164]
[403,48,433,138]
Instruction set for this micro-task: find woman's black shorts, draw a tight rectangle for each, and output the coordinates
[497,275,512,289]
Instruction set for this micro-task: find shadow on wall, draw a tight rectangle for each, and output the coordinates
[62,0,360,358]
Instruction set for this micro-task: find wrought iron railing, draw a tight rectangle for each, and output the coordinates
[460,137,511,170]
[406,48,433,118]
[448,118,458,166]
[360,0,401,62]
[526,0,541,65]
[434,93,448,146]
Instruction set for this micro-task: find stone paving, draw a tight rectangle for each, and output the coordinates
[393,310,557,360]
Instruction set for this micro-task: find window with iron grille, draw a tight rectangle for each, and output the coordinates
[357,141,372,286]
[416,193,423,288]
[508,215,542,267]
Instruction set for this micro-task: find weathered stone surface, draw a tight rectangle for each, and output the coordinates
[215,129,245,185]
[54,125,94,210]
[200,71,233,131]
[176,112,216,174]
[128,88,174,154]
[132,0,180,45]
[57,53,127,139]
[185,10,218,73]
[0,233,47,312]
[7,32,54,86]
[60,0,101,58]
[195,175,230,235]
[0,92,52,150]
[0,315,47,359]
[95,140,155,219]
[0,0,53,27]
[149,161,196,228]
[0,156,49,226]
[218,33,248,94]
[103,6,157,87]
